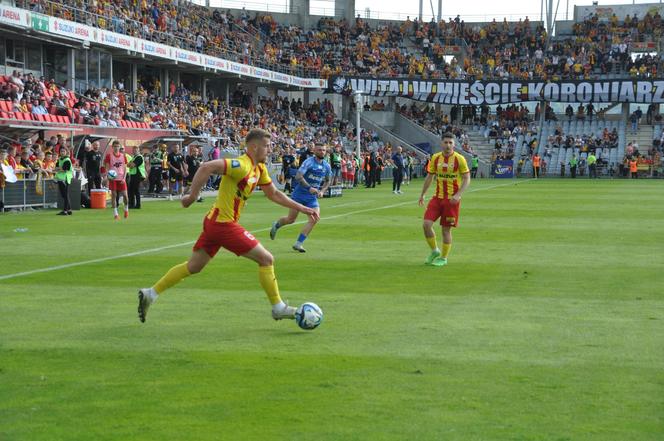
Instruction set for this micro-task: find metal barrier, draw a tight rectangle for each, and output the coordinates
[1,178,71,211]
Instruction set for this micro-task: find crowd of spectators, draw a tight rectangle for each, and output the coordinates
[18,0,664,79]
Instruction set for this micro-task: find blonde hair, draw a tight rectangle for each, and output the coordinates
[245,128,271,145]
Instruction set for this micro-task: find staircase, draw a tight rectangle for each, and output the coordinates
[625,124,654,154]
[464,127,496,161]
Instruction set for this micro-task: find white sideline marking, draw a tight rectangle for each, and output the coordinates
[327,200,365,208]
[0,179,532,281]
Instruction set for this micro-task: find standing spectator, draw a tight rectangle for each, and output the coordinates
[148,144,164,194]
[587,152,597,178]
[363,152,372,188]
[630,112,639,134]
[329,145,342,185]
[565,105,574,121]
[127,146,146,209]
[298,142,314,166]
[167,145,188,198]
[281,147,296,194]
[406,154,414,184]
[470,153,479,178]
[532,153,541,178]
[569,154,578,178]
[54,146,73,216]
[629,157,638,178]
[185,146,203,202]
[375,154,384,186]
[84,141,103,194]
[391,146,405,194]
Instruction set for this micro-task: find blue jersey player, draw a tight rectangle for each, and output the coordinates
[270,143,332,252]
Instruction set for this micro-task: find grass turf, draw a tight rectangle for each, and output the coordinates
[1,178,663,440]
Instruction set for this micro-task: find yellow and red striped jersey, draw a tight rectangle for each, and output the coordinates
[208,154,272,223]
[427,151,469,200]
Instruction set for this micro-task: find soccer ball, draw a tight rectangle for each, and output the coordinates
[295,302,323,330]
[107,170,117,180]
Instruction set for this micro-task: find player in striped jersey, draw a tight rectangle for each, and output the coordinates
[418,133,471,267]
[137,129,319,323]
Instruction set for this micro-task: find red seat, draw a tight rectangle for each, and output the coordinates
[0,101,10,112]
[0,111,10,119]
[59,115,70,124]
[34,114,46,121]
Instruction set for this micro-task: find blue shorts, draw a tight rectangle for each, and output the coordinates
[291,190,319,209]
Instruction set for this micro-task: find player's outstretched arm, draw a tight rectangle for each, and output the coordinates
[418,173,435,206]
[181,160,226,208]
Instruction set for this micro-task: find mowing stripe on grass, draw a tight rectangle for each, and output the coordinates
[0,179,532,281]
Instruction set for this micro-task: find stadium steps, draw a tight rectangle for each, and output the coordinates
[625,125,654,153]
[464,127,497,161]
[359,112,428,159]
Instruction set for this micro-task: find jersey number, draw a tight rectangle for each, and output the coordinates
[244,231,256,241]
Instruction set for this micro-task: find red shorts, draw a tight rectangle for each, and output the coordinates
[193,210,259,257]
[109,179,127,192]
[424,197,461,227]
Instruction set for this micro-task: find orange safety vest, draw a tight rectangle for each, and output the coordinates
[629,160,638,173]
[533,156,541,167]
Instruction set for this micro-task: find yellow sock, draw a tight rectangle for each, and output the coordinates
[442,243,452,258]
[153,262,191,294]
[425,235,438,251]
[258,265,282,305]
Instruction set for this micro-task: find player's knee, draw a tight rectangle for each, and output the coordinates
[187,263,202,274]
[258,252,274,266]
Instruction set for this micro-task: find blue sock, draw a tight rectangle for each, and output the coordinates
[296,233,307,244]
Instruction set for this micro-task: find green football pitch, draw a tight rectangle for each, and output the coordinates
[1,178,663,441]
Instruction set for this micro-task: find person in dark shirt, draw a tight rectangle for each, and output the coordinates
[127,145,146,209]
[375,154,384,185]
[54,146,73,215]
[391,146,405,194]
[167,145,187,197]
[368,151,378,188]
[281,147,296,194]
[85,141,103,194]
[148,144,164,194]
[185,145,203,202]
[298,142,314,167]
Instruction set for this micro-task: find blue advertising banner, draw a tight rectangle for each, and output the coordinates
[493,160,514,178]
